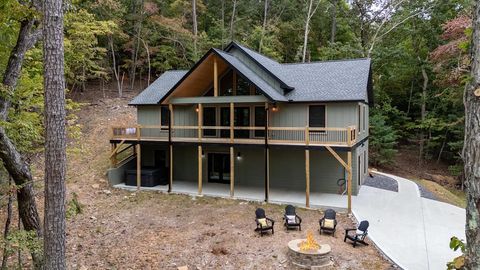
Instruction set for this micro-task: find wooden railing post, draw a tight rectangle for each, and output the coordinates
[347,126,352,146]
[305,126,310,145]
[136,124,141,140]
[198,104,203,141]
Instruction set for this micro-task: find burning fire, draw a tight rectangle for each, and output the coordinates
[299,230,320,251]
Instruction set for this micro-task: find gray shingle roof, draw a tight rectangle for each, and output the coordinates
[129,70,187,105]
[130,42,372,105]
[213,49,287,101]
[282,59,371,102]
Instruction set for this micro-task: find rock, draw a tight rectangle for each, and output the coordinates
[92,184,100,189]
[90,216,97,220]
[177,266,188,270]
[102,189,112,195]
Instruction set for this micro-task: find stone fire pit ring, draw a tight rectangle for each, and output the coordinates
[287,239,333,269]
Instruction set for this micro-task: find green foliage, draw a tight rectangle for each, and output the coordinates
[369,105,400,166]
[0,229,43,258]
[447,236,465,269]
[66,192,83,219]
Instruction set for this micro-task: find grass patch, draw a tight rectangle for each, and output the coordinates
[413,179,466,208]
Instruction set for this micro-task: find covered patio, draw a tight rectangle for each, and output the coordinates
[114,180,350,210]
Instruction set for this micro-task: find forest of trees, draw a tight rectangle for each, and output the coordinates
[0,0,471,177]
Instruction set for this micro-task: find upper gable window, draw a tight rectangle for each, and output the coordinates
[236,74,250,96]
[309,105,326,128]
[220,69,233,96]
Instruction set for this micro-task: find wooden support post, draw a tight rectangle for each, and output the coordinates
[230,103,234,143]
[265,148,269,202]
[347,151,352,213]
[168,104,173,193]
[213,57,218,97]
[264,102,269,202]
[136,143,141,191]
[305,126,310,145]
[198,103,203,141]
[230,146,234,197]
[169,145,173,193]
[305,149,310,208]
[198,145,203,195]
[136,124,141,140]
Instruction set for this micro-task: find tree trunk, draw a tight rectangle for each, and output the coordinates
[1,178,13,270]
[230,0,237,41]
[108,37,122,97]
[0,15,43,269]
[464,1,480,268]
[192,0,198,59]
[259,0,268,53]
[221,0,225,48]
[43,0,67,267]
[330,0,336,43]
[302,0,319,63]
[419,61,428,165]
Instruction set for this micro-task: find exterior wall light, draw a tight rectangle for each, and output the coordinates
[237,152,242,160]
[272,104,278,112]
[202,150,205,158]
[195,106,199,113]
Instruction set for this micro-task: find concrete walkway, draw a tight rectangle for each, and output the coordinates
[353,172,465,270]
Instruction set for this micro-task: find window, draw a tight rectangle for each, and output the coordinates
[363,105,367,132]
[219,70,233,96]
[364,151,367,174]
[234,107,250,138]
[236,73,250,96]
[160,106,169,130]
[203,107,216,137]
[358,104,361,134]
[254,106,266,137]
[358,155,362,185]
[309,105,326,128]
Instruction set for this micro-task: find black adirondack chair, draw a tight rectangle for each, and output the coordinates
[344,220,369,247]
[319,209,338,236]
[283,205,302,231]
[255,208,275,236]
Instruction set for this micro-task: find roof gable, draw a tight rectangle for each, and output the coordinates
[130,42,373,105]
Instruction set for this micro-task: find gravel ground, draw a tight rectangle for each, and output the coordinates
[364,174,399,192]
[415,183,438,200]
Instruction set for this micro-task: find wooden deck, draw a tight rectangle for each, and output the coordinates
[110,125,357,147]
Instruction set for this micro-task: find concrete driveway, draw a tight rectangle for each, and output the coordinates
[353,172,465,270]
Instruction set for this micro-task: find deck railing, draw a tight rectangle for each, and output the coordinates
[111,125,357,146]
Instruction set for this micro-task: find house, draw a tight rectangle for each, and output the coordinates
[108,42,372,212]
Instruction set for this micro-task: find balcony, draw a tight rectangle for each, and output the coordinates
[111,125,357,147]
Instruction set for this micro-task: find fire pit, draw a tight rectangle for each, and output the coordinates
[287,231,333,269]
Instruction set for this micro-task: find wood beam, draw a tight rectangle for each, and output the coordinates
[136,143,141,191]
[230,103,234,143]
[325,146,350,173]
[305,149,310,208]
[213,57,218,97]
[265,148,270,202]
[230,146,234,197]
[347,151,352,213]
[198,145,202,195]
[109,140,126,158]
[169,145,173,193]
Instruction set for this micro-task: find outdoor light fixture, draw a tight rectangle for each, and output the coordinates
[195,106,199,113]
[272,103,278,112]
[202,150,205,158]
[237,152,242,160]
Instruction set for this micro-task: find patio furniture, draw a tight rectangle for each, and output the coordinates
[344,220,369,247]
[319,209,338,236]
[283,205,302,231]
[255,208,275,236]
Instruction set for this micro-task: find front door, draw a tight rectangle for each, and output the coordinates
[208,153,230,184]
